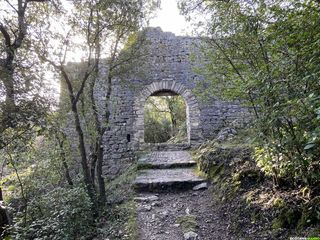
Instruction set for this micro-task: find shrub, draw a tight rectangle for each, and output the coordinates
[10,186,95,240]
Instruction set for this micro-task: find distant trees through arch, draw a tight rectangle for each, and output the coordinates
[144,91,187,143]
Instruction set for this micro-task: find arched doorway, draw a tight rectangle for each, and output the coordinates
[144,91,187,143]
[133,81,203,149]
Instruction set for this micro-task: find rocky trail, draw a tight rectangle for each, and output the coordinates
[133,151,235,240]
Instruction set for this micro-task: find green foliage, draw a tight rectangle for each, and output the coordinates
[10,186,95,240]
[298,196,320,229]
[105,164,138,204]
[180,0,320,186]
[193,140,320,235]
[144,95,187,143]
[272,207,301,230]
[1,127,72,203]
[1,0,161,238]
[96,165,139,239]
[0,127,92,239]
[193,141,254,201]
[272,197,285,208]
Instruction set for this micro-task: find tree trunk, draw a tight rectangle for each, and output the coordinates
[71,102,95,200]
[0,188,9,237]
[96,138,106,205]
[57,135,73,186]
[0,55,16,132]
[2,68,15,111]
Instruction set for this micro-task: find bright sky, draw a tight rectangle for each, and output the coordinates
[149,0,192,36]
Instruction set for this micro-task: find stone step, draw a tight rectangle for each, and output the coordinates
[140,143,191,151]
[133,168,205,192]
[138,160,196,169]
[138,150,196,169]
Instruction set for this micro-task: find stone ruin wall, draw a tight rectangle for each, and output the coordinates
[59,28,249,178]
[100,28,249,178]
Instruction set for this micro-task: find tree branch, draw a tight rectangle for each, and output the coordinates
[26,0,50,2]
[74,70,92,104]
[4,0,18,13]
[208,38,260,119]
[0,24,11,47]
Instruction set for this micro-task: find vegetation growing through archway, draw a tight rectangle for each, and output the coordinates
[144,95,187,143]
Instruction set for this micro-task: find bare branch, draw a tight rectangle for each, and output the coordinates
[60,31,72,64]
[0,23,11,47]
[74,65,95,104]
[4,0,18,13]
[26,0,50,2]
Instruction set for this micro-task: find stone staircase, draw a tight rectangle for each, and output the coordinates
[133,151,206,192]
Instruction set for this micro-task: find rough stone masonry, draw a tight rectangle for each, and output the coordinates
[98,27,248,178]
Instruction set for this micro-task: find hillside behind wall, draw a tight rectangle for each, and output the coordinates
[100,27,248,178]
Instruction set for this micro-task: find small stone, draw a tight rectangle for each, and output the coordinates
[134,195,159,202]
[184,231,198,240]
[152,214,156,220]
[137,205,145,211]
[173,223,180,227]
[162,210,168,216]
[151,201,161,207]
[185,207,190,215]
[145,205,152,211]
[148,195,160,201]
[193,182,208,191]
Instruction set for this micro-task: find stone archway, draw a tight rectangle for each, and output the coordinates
[133,81,203,149]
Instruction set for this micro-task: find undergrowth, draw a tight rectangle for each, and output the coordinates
[192,133,320,239]
[95,163,139,239]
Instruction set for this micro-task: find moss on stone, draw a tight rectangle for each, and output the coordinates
[208,163,225,181]
[123,200,139,240]
[233,168,264,188]
[177,215,198,233]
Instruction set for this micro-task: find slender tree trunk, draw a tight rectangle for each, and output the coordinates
[96,138,105,205]
[2,67,15,111]
[0,47,16,132]
[57,65,97,205]
[6,151,28,226]
[56,134,73,186]
[88,17,107,204]
[167,98,177,136]
[90,150,97,185]
[71,102,95,200]
[62,160,73,187]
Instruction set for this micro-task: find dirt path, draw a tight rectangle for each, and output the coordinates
[136,185,236,240]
